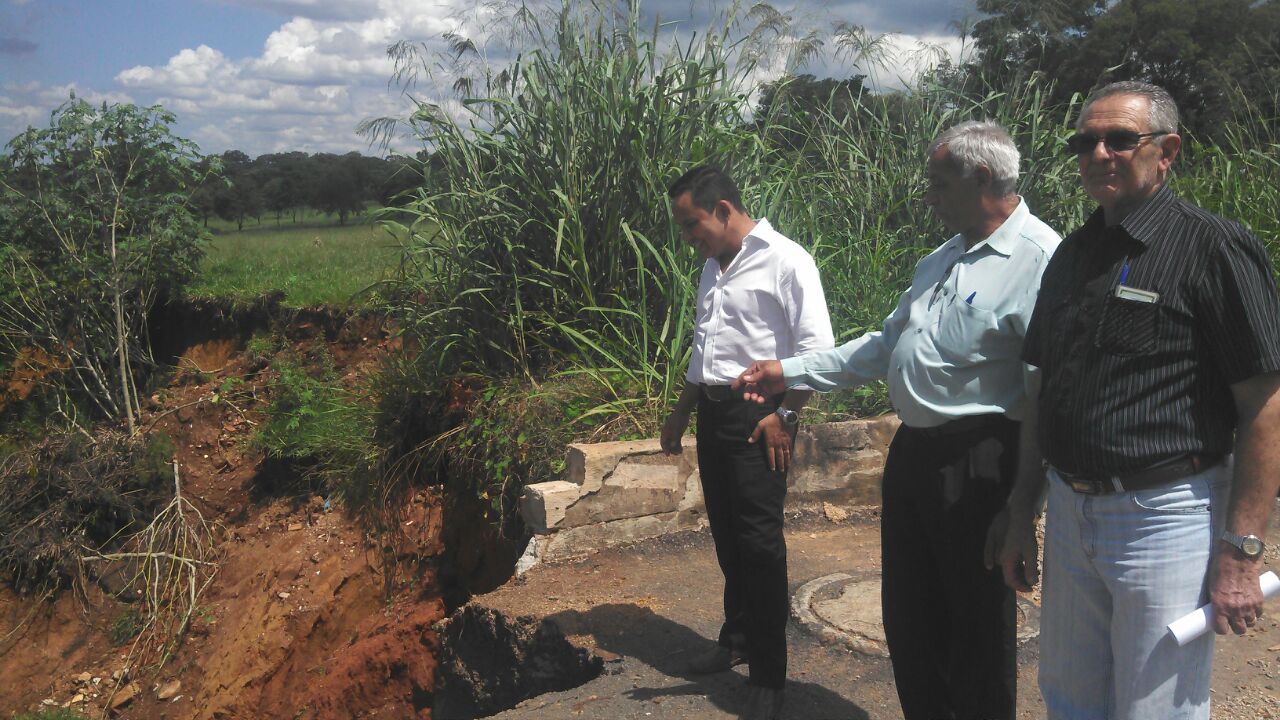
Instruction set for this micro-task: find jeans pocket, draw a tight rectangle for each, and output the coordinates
[1130,476,1214,514]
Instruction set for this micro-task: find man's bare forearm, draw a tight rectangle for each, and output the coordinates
[672,382,699,415]
[1007,372,1047,517]
[1225,373,1280,543]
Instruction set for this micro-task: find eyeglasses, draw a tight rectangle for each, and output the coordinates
[1065,131,1165,156]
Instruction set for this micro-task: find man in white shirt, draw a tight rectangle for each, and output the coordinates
[660,165,834,720]
[736,121,1061,720]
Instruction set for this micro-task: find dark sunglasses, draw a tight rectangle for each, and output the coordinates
[1065,131,1165,156]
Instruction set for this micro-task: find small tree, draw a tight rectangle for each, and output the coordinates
[0,97,212,432]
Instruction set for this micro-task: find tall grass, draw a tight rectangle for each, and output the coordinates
[358,0,1280,532]
[377,0,760,424]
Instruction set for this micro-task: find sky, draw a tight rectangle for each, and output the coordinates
[0,0,977,158]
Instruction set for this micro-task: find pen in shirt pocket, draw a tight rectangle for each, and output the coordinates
[1118,261,1130,285]
[965,291,976,305]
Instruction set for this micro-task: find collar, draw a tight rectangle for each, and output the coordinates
[951,196,1029,258]
[971,196,1029,257]
[712,217,774,275]
[744,217,777,249]
[1117,184,1177,246]
[1078,184,1178,245]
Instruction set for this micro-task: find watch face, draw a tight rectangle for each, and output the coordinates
[1242,536,1265,557]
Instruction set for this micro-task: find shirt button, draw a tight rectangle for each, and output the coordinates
[916,328,923,334]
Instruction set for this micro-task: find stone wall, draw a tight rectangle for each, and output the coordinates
[519,415,900,562]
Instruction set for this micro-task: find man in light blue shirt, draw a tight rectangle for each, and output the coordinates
[735,120,1060,720]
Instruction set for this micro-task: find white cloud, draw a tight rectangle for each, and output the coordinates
[100,3,470,154]
[0,1,974,157]
[868,32,966,90]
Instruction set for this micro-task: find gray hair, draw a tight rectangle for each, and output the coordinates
[1080,81,1180,134]
[928,120,1020,197]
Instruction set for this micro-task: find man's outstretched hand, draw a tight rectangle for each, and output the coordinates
[733,360,786,403]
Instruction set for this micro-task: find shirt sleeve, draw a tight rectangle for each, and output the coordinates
[1194,225,1280,384]
[780,284,911,392]
[775,250,834,392]
[782,251,835,356]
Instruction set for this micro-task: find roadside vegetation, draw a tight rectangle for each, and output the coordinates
[344,0,1280,566]
[1,0,1277,683]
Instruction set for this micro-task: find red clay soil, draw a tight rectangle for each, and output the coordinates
[0,317,446,719]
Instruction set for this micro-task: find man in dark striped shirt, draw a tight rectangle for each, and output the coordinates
[994,81,1280,719]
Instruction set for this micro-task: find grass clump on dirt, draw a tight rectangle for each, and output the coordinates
[253,350,379,497]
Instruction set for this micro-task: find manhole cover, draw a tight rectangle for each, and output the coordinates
[794,572,1041,657]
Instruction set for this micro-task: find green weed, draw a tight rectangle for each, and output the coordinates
[110,607,144,645]
[254,352,378,499]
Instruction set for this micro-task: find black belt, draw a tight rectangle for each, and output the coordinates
[909,413,1009,439]
[699,384,744,402]
[1053,454,1221,495]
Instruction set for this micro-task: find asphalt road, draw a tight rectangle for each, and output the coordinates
[466,503,1280,720]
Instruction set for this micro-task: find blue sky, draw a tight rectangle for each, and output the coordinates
[0,0,976,157]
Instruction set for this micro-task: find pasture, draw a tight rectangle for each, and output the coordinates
[189,210,405,307]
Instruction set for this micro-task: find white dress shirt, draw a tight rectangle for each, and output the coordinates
[780,199,1061,427]
[686,218,835,386]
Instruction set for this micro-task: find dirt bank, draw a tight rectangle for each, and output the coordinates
[0,301,449,719]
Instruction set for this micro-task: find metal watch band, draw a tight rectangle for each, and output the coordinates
[1221,530,1265,558]
[775,407,799,426]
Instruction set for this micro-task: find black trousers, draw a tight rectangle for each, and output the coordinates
[696,392,789,689]
[881,416,1019,720]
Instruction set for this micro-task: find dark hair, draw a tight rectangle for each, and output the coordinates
[667,165,746,213]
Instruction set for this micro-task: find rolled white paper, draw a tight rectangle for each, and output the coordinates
[1167,570,1280,646]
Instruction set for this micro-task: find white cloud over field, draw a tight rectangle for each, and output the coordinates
[0,0,974,157]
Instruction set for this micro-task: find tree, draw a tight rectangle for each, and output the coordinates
[1063,0,1278,135]
[213,150,262,230]
[311,153,365,225]
[969,0,1280,139]
[257,151,312,222]
[0,97,211,432]
[969,0,1106,89]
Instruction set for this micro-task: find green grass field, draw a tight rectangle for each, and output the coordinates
[190,209,405,307]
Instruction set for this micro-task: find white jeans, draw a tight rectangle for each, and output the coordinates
[1039,461,1230,719]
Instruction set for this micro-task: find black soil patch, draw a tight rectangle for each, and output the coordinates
[434,605,603,718]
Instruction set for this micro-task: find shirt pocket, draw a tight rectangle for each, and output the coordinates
[1094,293,1160,356]
[936,298,1003,363]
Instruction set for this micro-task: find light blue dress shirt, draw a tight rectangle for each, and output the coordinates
[780,198,1061,427]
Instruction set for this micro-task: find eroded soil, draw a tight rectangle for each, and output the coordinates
[0,309,447,719]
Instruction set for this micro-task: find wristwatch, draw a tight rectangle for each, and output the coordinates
[1221,530,1265,559]
[775,407,799,426]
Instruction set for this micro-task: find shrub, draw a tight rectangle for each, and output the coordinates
[0,97,214,432]
[253,352,379,500]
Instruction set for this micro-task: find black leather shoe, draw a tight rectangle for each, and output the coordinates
[737,685,784,720]
[685,644,748,674]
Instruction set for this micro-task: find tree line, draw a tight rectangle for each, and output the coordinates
[193,149,421,230]
[966,0,1280,140]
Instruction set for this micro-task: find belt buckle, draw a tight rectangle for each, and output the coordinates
[1067,477,1103,495]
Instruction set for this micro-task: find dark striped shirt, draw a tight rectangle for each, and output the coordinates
[1023,185,1280,475]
